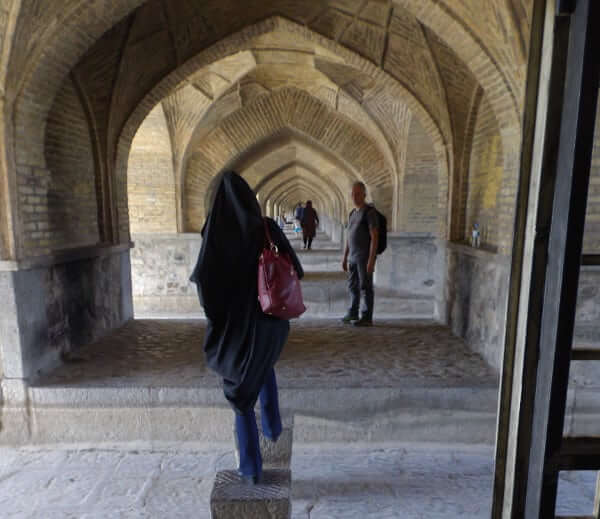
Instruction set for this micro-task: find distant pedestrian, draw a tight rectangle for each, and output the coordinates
[294,202,304,233]
[341,182,379,327]
[300,200,319,250]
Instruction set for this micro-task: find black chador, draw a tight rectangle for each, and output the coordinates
[190,171,303,414]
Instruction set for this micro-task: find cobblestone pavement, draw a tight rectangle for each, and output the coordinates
[0,444,595,518]
[34,320,497,389]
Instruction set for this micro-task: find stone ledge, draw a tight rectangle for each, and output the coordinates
[447,241,509,264]
[211,469,291,519]
[0,242,134,272]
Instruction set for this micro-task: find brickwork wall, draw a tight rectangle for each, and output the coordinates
[127,104,177,234]
[465,95,503,250]
[44,76,100,251]
[584,104,600,254]
[403,118,439,233]
[0,0,14,259]
[6,3,527,257]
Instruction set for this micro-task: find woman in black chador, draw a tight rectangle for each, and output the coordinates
[190,171,303,484]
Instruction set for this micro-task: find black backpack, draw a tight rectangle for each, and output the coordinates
[351,205,387,255]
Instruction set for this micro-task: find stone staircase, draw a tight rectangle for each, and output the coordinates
[0,319,502,448]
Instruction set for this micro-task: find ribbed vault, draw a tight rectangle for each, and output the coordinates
[0,0,532,258]
[183,87,397,231]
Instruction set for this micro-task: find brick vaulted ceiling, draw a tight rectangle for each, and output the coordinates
[0,0,532,255]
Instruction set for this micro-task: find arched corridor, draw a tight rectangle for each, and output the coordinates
[1,1,600,516]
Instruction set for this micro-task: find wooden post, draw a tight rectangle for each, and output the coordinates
[492,0,600,517]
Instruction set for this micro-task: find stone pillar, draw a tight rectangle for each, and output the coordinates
[210,470,291,519]
[0,245,134,384]
[215,413,294,518]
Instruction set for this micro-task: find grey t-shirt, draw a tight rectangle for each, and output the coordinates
[348,206,379,262]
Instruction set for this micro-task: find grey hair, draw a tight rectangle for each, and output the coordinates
[352,181,367,193]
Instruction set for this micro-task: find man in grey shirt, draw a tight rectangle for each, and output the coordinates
[342,181,379,326]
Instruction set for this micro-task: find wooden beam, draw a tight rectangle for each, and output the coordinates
[491,1,556,515]
[523,0,600,515]
[581,255,600,266]
[493,0,600,516]
[553,439,600,470]
[571,349,600,361]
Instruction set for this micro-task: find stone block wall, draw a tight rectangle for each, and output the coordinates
[583,103,600,253]
[131,233,202,316]
[375,234,442,304]
[0,247,133,380]
[446,244,510,372]
[445,247,600,374]
[575,267,600,344]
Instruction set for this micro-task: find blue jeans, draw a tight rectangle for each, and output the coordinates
[235,368,282,477]
[348,260,374,320]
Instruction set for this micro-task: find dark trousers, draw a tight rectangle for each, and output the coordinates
[348,260,374,320]
[303,235,313,249]
[235,368,282,477]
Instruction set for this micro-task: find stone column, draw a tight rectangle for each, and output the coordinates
[210,470,291,519]
[213,414,295,518]
[0,245,134,443]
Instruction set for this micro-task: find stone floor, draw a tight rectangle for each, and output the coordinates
[0,444,596,518]
[34,320,497,389]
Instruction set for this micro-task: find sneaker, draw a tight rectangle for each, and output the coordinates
[353,317,373,327]
[341,312,359,323]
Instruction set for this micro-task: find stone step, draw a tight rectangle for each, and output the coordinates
[210,470,291,519]
[0,383,500,447]
[0,319,504,448]
[295,250,342,272]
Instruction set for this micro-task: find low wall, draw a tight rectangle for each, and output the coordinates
[319,215,344,244]
[132,233,443,319]
[445,244,600,373]
[446,244,511,372]
[0,245,133,380]
[575,266,600,344]
[131,233,202,316]
[374,234,445,320]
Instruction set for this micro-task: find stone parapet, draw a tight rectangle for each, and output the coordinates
[445,242,510,372]
[210,470,291,519]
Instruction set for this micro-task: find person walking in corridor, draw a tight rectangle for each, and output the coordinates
[341,181,379,327]
[190,171,303,484]
[294,202,304,233]
[300,200,319,250]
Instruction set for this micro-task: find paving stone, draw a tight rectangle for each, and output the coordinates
[211,469,291,519]
[32,319,497,389]
[0,445,596,518]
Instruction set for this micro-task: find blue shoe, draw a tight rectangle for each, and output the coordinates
[237,469,262,485]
